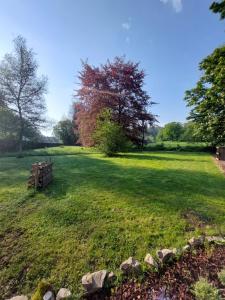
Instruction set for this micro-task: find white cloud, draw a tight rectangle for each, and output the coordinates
[122,22,131,30]
[160,0,183,13]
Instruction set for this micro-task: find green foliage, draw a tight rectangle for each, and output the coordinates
[31,280,52,300]
[93,109,130,156]
[185,45,225,146]
[53,119,77,145]
[218,268,225,285]
[210,0,225,19]
[192,277,221,300]
[157,122,184,141]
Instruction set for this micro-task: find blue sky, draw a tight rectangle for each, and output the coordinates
[0,0,224,134]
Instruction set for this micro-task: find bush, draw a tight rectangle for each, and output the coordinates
[192,277,221,300]
[218,268,225,285]
[93,109,130,156]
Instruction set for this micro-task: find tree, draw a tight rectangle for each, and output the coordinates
[53,119,78,145]
[185,45,225,145]
[93,108,129,156]
[74,57,155,147]
[210,0,225,19]
[181,122,201,142]
[157,122,184,141]
[0,35,47,153]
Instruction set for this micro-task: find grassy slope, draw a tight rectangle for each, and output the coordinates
[0,147,225,298]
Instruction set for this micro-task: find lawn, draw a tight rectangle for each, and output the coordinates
[0,147,225,299]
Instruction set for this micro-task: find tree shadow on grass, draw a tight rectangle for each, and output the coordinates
[40,152,225,228]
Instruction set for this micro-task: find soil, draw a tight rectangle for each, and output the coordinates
[86,245,225,300]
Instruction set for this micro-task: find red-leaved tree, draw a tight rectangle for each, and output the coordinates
[74,57,156,146]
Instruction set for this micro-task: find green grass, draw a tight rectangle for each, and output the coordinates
[0,147,225,298]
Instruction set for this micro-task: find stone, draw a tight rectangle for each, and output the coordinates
[144,254,158,268]
[206,236,225,244]
[82,269,108,294]
[188,236,205,247]
[182,244,191,252]
[156,249,175,263]
[56,288,71,300]
[120,257,141,275]
[43,291,55,300]
[7,297,28,300]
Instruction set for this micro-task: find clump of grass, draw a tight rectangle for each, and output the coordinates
[31,280,53,300]
[192,277,221,300]
[218,268,225,285]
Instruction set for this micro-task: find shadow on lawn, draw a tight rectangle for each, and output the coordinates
[40,152,225,227]
[120,153,208,162]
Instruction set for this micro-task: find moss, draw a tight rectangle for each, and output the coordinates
[31,280,52,300]
[218,268,225,286]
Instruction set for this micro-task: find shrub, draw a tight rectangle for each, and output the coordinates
[192,277,221,300]
[93,109,130,156]
[218,268,225,285]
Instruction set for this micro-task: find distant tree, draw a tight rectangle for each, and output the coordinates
[93,108,129,156]
[74,57,156,147]
[53,119,78,145]
[181,122,201,142]
[146,125,162,142]
[185,45,225,145]
[210,0,225,19]
[157,122,184,141]
[0,35,47,153]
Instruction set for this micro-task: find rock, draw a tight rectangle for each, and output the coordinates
[206,236,225,244]
[56,288,71,300]
[156,249,175,263]
[182,244,191,252]
[120,257,141,275]
[82,269,108,294]
[188,236,205,247]
[144,254,158,268]
[43,291,55,300]
[7,297,28,300]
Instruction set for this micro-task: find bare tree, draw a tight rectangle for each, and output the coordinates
[0,35,47,153]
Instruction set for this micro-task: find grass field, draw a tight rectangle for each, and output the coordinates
[0,146,225,298]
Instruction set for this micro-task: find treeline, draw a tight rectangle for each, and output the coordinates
[147,122,202,143]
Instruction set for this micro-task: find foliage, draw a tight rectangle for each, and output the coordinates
[53,119,78,145]
[93,109,129,156]
[145,141,212,152]
[157,122,184,141]
[146,125,162,142]
[31,280,52,300]
[0,35,47,152]
[0,147,225,296]
[218,268,225,285]
[192,277,221,300]
[185,45,225,146]
[74,57,156,147]
[181,122,201,142]
[210,0,225,19]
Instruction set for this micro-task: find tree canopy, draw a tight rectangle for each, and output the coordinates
[210,0,225,19]
[157,122,184,141]
[185,45,225,145]
[0,36,47,152]
[74,57,156,147]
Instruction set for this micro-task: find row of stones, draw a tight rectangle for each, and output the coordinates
[81,235,225,295]
[7,236,225,299]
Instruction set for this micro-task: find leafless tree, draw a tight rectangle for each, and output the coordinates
[0,35,47,153]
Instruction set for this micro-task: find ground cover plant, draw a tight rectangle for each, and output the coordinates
[0,147,225,298]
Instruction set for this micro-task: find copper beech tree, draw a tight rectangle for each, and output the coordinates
[74,57,156,147]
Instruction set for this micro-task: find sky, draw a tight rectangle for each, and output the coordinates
[0,0,224,135]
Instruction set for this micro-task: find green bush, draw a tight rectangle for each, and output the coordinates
[192,277,221,300]
[93,109,130,156]
[218,268,225,285]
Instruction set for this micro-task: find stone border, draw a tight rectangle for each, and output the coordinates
[7,236,225,299]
